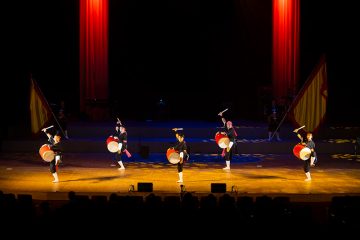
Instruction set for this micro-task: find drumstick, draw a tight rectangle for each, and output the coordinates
[43,125,54,131]
[116,118,122,125]
[293,125,305,132]
[218,108,228,116]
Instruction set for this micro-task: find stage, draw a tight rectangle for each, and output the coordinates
[1,121,360,231]
[1,152,359,201]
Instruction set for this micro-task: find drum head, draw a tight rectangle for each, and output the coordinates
[42,151,55,162]
[300,147,311,160]
[168,152,180,164]
[39,144,55,162]
[218,138,230,149]
[107,142,119,153]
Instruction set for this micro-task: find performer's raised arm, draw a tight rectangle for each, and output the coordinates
[218,113,226,126]
[218,109,228,126]
[297,133,304,142]
[116,118,122,127]
[41,128,52,140]
[293,129,304,142]
[172,128,183,139]
[42,126,54,140]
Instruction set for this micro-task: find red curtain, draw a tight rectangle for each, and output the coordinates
[79,0,109,113]
[272,0,300,100]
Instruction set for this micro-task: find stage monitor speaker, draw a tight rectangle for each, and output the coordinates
[138,182,153,192]
[211,183,226,193]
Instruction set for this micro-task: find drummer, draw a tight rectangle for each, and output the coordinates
[218,112,237,170]
[294,129,317,181]
[113,119,128,170]
[172,128,189,183]
[42,128,62,183]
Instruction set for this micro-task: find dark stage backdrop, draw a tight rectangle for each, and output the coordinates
[3,0,359,134]
[108,0,272,120]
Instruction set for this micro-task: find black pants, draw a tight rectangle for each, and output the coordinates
[303,159,310,173]
[177,153,189,172]
[115,150,124,161]
[177,162,183,173]
[50,154,61,173]
[50,160,56,173]
[224,147,234,161]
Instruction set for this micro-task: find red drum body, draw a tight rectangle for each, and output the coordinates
[215,132,230,149]
[166,148,180,164]
[107,136,119,153]
[293,144,311,160]
[39,144,55,162]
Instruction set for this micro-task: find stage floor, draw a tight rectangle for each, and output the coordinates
[1,152,359,201]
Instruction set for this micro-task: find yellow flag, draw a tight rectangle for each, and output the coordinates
[291,57,328,132]
[29,78,52,134]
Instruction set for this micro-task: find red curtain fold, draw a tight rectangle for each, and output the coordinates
[79,0,109,113]
[272,0,300,100]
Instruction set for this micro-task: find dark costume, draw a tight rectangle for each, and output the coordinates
[173,130,189,183]
[48,135,63,174]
